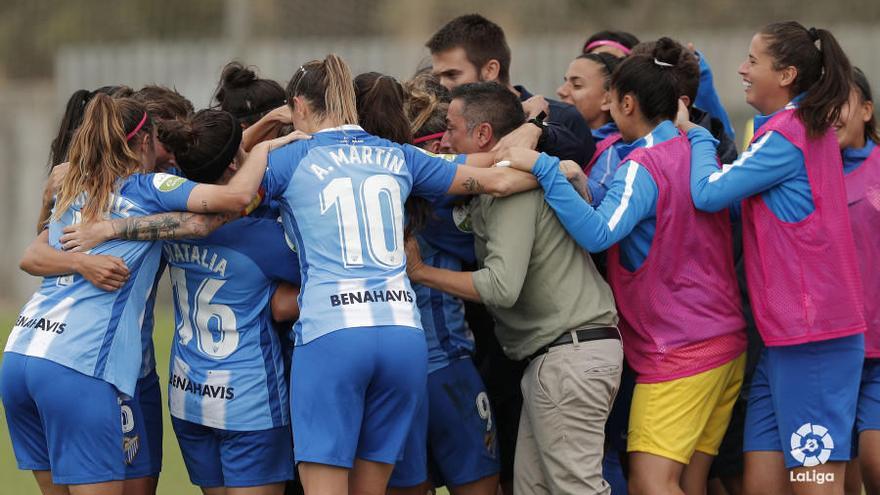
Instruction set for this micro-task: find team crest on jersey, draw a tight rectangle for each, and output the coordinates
[412,146,457,162]
[284,232,298,253]
[123,435,140,465]
[452,204,473,233]
[153,173,187,192]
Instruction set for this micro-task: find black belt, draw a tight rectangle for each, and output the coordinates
[528,327,619,361]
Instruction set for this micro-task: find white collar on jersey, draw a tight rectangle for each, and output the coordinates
[314,124,364,134]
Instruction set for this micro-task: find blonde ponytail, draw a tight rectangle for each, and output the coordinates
[323,54,358,125]
[54,95,144,223]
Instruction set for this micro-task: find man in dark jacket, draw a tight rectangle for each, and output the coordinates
[427,14,595,165]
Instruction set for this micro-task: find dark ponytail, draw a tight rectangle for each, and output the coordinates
[48,85,134,168]
[354,72,413,144]
[213,62,286,127]
[610,37,681,123]
[630,39,700,106]
[287,54,358,125]
[49,89,92,168]
[760,21,853,138]
[162,110,242,184]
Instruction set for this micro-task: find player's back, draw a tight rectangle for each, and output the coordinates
[5,174,183,396]
[269,126,426,344]
[164,217,299,430]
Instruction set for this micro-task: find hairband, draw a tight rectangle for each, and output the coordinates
[584,40,632,56]
[413,131,445,144]
[126,112,148,141]
[653,58,674,68]
[807,27,820,43]
[181,112,243,184]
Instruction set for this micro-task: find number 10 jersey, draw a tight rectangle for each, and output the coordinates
[264,125,458,345]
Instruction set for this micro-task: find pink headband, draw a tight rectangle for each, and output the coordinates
[413,131,445,144]
[126,112,148,141]
[584,40,632,55]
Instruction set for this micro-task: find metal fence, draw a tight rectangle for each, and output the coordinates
[2,25,879,302]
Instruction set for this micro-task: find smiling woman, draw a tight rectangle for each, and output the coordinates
[680,21,864,495]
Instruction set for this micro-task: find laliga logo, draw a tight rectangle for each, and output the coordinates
[790,423,833,467]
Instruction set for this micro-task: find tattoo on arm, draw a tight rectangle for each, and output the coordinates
[113,212,237,241]
[462,177,485,194]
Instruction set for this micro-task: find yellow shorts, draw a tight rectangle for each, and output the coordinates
[627,353,745,464]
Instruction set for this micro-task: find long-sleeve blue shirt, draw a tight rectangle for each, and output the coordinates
[532,120,680,271]
[688,98,815,222]
[695,51,736,140]
[587,121,623,207]
[843,139,876,175]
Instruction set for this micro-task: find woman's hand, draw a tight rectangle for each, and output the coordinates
[405,236,426,284]
[60,221,114,252]
[494,147,541,173]
[675,99,698,133]
[264,129,311,151]
[269,105,293,125]
[74,253,130,291]
[560,160,591,202]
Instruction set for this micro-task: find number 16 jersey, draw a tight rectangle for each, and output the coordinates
[264,125,458,345]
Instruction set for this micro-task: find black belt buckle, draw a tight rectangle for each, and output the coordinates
[527,327,619,362]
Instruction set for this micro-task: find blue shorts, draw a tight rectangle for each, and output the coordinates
[389,357,499,488]
[0,353,126,484]
[123,370,163,479]
[744,334,864,469]
[857,358,880,433]
[291,325,427,467]
[172,417,293,487]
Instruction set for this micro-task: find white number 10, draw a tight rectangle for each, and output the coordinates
[320,175,404,268]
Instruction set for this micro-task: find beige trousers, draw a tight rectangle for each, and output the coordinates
[513,334,623,495]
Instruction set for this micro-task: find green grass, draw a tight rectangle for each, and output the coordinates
[0,307,200,495]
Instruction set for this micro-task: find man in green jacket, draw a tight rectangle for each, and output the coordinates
[408,81,622,495]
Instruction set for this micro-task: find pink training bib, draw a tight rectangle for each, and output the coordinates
[607,134,746,383]
[844,144,880,357]
[585,133,622,174]
[742,109,866,346]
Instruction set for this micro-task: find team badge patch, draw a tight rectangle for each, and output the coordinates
[153,173,187,192]
[123,435,140,465]
[413,146,457,162]
[452,204,473,233]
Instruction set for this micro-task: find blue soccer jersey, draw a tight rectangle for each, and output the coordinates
[138,260,166,379]
[263,125,457,345]
[164,217,300,431]
[5,173,197,396]
[414,235,475,374]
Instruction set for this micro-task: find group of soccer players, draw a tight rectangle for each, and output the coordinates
[0,12,878,495]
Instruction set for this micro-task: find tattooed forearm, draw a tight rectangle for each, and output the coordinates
[112,212,237,241]
[462,177,485,194]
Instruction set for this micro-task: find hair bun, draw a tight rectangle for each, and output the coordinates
[158,117,195,156]
[221,62,257,90]
[652,37,682,68]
